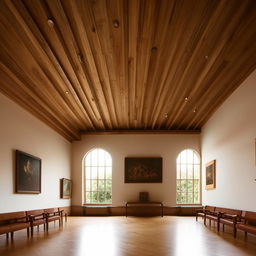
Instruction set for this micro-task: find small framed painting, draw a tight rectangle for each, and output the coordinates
[61,178,72,199]
[16,150,41,194]
[206,160,216,190]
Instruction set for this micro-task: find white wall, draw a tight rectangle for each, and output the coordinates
[0,93,71,213]
[201,70,256,211]
[72,134,200,206]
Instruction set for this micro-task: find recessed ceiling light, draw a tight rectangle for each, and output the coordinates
[113,20,119,28]
[47,19,54,27]
[65,91,69,94]
[77,53,84,63]
[204,55,209,60]
[165,113,168,118]
[185,97,189,102]
[193,109,197,113]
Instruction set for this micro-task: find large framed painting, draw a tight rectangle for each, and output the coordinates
[61,178,72,199]
[206,160,216,190]
[16,150,41,194]
[125,157,162,183]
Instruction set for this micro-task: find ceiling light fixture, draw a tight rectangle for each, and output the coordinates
[47,19,54,27]
[113,20,119,28]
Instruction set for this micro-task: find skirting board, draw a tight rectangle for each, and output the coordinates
[71,205,202,216]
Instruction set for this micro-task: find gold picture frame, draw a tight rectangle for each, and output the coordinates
[60,178,72,199]
[206,160,216,190]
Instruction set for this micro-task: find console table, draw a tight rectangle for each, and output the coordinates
[125,202,164,217]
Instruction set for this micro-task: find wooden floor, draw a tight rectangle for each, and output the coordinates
[0,216,256,256]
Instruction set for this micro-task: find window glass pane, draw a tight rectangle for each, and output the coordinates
[86,180,91,191]
[92,180,97,191]
[176,193,181,204]
[187,180,193,192]
[180,150,187,164]
[98,167,105,179]
[194,180,199,193]
[91,167,98,179]
[106,180,112,191]
[176,180,180,193]
[106,153,112,166]
[187,193,193,203]
[176,165,180,179]
[98,191,105,203]
[86,192,91,203]
[187,165,193,179]
[181,165,186,179]
[106,167,112,179]
[98,149,105,166]
[85,154,91,166]
[180,180,187,192]
[98,180,105,191]
[180,193,187,203]
[106,191,112,202]
[91,150,98,166]
[194,193,199,204]
[92,192,98,202]
[187,150,193,164]
[194,165,200,179]
[86,167,91,179]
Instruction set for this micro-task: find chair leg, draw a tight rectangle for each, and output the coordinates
[10,232,14,240]
[31,226,34,237]
[245,231,247,238]
[233,227,237,238]
[27,227,29,237]
[217,222,220,232]
[37,225,39,231]
[6,233,9,239]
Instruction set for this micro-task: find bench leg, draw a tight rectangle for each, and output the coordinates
[10,232,14,240]
[6,233,9,240]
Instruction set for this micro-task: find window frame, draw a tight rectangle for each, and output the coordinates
[176,149,201,205]
[83,148,112,205]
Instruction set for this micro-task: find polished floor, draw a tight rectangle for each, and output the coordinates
[0,216,256,256]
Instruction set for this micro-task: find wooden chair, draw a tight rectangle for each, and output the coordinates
[44,208,62,231]
[27,209,46,236]
[0,211,30,239]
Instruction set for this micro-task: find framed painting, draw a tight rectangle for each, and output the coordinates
[125,157,162,183]
[61,178,72,199]
[16,150,41,194]
[206,160,216,190]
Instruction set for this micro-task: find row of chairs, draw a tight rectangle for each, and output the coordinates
[196,205,256,238]
[0,208,66,239]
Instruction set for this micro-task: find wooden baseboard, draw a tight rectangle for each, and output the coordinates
[71,205,202,216]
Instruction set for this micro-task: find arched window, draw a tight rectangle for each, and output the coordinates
[83,148,112,204]
[176,149,200,204]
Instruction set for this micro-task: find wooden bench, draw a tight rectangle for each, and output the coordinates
[235,211,256,238]
[27,209,46,236]
[0,211,30,239]
[44,208,63,231]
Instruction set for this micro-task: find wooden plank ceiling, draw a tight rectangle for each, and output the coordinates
[0,0,256,141]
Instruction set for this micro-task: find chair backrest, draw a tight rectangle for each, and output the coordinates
[205,205,215,212]
[0,211,26,221]
[223,208,242,216]
[244,211,256,225]
[27,209,44,216]
[44,208,59,214]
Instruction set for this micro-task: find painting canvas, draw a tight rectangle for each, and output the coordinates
[61,178,72,199]
[206,160,216,190]
[16,150,41,194]
[125,157,162,183]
